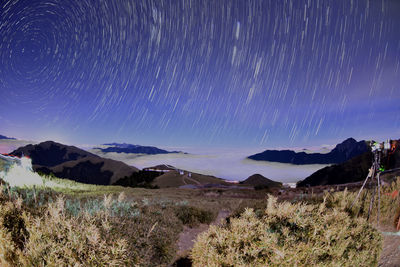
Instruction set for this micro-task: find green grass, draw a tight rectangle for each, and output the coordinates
[41,174,126,196]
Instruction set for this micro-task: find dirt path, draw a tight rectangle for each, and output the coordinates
[176,209,230,257]
[181,174,201,185]
[378,230,400,267]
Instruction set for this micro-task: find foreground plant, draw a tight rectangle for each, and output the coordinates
[0,188,189,266]
[0,196,132,266]
[191,196,382,267]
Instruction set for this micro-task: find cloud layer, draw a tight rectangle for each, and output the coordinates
[91,149,327,183]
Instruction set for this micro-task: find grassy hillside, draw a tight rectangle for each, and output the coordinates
[151,170,230,188]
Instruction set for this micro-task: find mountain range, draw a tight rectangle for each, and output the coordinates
[6,137,398,189]
[8,141,227,188]
[96,143,183,154]
[247,138,369,165]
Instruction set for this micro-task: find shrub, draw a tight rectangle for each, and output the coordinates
[174,206,216,227]
[113,171,161,188]
[228,199,269,221]
[191,196,382,267]
[113,204,183,266]
[0,184,186,267]
[0,196,132,266]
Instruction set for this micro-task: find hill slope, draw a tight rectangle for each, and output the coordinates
[297,152,373,187]
[241,174,282,188]
[151,169,230,188]
[11,141,139,185]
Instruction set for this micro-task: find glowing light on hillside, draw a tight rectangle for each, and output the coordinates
[0,156,44,187]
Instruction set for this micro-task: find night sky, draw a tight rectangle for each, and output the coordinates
[1,0,399,149]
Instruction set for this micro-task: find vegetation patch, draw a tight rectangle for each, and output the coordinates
[174,205,216,227]
[322,177,400,227]
[191,196,382,267]
[1,164,397,266]
[113,170,161,189]
[0,184,185,266]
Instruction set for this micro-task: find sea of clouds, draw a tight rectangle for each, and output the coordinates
[0,139,330,184]
[90,147,329,183]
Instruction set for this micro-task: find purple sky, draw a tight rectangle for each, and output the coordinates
[1,0,399,149]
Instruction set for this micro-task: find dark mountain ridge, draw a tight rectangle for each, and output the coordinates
[97,143,182,154]
[11,141,97,167]
[296,152,373,187]
[11,141,139,185]
[297,139,400,187]
[248,138,369,165]
[0,134,16,140]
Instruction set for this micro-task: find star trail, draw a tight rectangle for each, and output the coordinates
[1,0,399,148]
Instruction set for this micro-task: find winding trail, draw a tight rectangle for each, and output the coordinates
[176,209,230,257]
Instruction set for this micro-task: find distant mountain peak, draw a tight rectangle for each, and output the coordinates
[332,138,357,149]
[241,174,282,188]
[0,134,16,140]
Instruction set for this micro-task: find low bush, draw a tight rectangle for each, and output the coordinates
[113,171,161,189]
[0,196,132,266]
[174,205,216,227]
[191,196,382,267]
[0,187,185,266]
[228,199,269,221]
